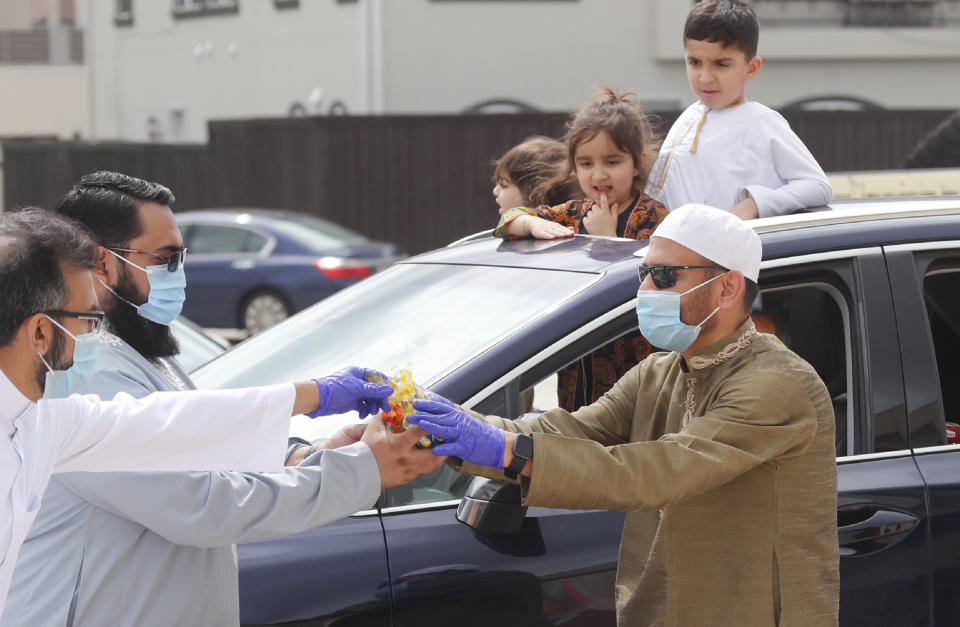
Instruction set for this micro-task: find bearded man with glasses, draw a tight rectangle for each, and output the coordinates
[408,204,840,626]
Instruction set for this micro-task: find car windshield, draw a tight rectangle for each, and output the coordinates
[192,262,597,439]
[170,318,228,373]
[267,214,369,249]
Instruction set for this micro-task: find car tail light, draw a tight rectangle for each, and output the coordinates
[947,422,960,444]
[314,257,373,280]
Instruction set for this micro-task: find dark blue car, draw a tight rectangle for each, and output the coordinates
[176,209,403,334]
[193,196,960,626]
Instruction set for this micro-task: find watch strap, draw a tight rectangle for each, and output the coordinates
[504,434,533,480]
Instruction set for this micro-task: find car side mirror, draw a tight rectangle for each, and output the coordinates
[456,476,527,534]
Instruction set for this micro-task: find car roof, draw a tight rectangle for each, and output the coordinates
[412,235,648,272]
[418,197,960,271]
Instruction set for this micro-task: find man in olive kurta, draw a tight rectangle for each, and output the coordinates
[410,204,839,626]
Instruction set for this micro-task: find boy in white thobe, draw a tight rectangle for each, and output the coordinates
[645,0,832,219]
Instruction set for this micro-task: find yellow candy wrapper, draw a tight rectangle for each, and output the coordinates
[366,368,439,448]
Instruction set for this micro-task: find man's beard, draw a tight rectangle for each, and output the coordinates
[681,273,720,336]
[36,327,68,391]
[105,264,180,360]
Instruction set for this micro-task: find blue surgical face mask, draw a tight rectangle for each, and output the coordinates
[104,249,187,325]
[635,272,727,352]
[39,316,102,399]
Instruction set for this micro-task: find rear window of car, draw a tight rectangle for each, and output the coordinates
[267,215,368,250]
[188,224,269,254]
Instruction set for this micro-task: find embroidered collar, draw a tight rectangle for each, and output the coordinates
[688,324,757,371]
[100,331,124,348]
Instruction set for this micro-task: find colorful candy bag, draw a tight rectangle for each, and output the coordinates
[366,368,440,448]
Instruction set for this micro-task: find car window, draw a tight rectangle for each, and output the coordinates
[267,215,368,250]
[921,264,960,427]
[755,284,851,456]
[190,262,598,510]
[509,279,853,456]
[187,224,269,254]
[170,317,228,373]
[884,248,960,448]
[194,260,597,430]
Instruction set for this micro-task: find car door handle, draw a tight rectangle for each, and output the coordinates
[837,505,918,552]
[231,259,255,270]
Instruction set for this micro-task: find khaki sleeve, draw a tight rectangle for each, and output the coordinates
[525,370,818,511]
[450,365,642,478]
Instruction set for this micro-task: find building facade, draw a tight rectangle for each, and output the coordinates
[0,0,87,139]
[74,0,960,142]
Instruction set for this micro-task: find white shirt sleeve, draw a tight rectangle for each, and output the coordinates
[44,384,295,474]
[743,111,833,217]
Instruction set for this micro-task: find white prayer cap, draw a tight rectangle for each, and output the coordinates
[651,204,762,282]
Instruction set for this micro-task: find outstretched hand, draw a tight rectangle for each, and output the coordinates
[407,397,505,469]
[308,367,393,418]
[526,215,576,240]
[361,422,445,491]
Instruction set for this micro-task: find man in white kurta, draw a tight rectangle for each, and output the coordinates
[0,371,303,616]
[0,336,386,627]
[0,207,401,615]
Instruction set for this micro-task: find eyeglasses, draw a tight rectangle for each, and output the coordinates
[107,247,187,272]
[44,309,105,334]
[638,264,727,289]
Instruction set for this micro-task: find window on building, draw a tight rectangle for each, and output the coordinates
[172,0,239,19]
[204,0,239,11]
[115,0,133,26]
[748,0,959,28]
[174,0,203,11]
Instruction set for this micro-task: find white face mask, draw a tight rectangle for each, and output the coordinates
[103,249,187,325]
[38,316,102,399]
[634,272,726,352]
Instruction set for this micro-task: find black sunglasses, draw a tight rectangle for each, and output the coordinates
[108,246,187,272]
[44,309,105,334]
[638,264,727,289]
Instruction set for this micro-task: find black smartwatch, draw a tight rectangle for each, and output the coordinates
[504,434,534,480]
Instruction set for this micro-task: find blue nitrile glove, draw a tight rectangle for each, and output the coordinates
[309,367,393,418]
[408,398,506,468]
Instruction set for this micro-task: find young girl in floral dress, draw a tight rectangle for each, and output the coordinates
[494,87,668,411]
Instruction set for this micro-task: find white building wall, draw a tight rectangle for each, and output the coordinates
[86,0,960,143]
[90,1,365,142]
[0,67,87,137]
[0,0,88,141]
[0,2,33,29]
[380,0,686,113]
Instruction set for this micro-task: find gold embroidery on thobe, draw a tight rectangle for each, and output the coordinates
[650,110,707,192]
[687,110,709,154]
[689,328,757,370]
[682,377,697,427]
[682,328,757,427]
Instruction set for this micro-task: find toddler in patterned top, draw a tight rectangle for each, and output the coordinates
[492,136,580,216]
